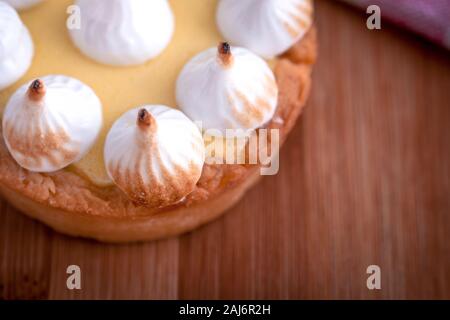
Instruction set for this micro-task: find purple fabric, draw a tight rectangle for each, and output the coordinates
[339,0,450,49]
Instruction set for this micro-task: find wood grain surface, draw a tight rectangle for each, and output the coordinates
[1,0,449,300]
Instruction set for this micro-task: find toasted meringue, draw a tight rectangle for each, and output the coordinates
[104,105,205,207]
[3,0,43,10]
[176,43,278,136]
[0,2,34,90]
[68,0,174,66]
[2,75,103,172]
[216,0,314,58]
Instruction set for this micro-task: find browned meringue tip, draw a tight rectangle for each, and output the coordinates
[218,42,233,67]
[137,108,156,129]
[27,79,46,102]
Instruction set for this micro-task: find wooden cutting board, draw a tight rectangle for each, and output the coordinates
[1,0,449,299]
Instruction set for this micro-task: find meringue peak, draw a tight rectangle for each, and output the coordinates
[27,79,46,102]
[104,105,205,208]
[137,108,156,129]
[217,42,233,67]
[216,0,314,58]
[0,1,34,90]
[68,0,175,66]
[2,75,103,172]
[176,45,279,135]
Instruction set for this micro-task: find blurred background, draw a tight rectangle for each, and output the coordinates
[0,0,449,299]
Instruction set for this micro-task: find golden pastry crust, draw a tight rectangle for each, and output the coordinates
[0,28,317,242]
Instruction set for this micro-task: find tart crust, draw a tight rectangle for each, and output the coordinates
[0,28,317,243]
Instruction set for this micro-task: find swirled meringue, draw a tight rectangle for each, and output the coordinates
[0,1,34,90]
[3,0,43,11]
[68,0,174,66]
[2,75,103,172]
[176,43,278,136]
[216,0,314,58]
[104,106,205,207]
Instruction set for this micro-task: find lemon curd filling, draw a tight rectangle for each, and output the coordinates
[0,0,276,187]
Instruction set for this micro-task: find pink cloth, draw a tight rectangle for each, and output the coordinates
[339,0,450,49]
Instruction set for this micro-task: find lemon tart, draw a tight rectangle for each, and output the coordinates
[0,0,317,242]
